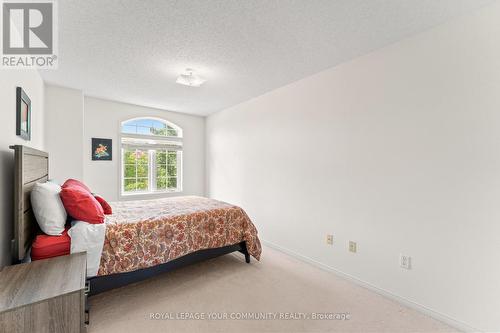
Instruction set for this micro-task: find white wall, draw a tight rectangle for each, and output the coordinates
[45,85,84,184]
[84,97,205,201]
[0,70,45,269]
[207,3,500,332]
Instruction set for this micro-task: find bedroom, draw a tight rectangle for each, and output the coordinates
[0,1,499,332]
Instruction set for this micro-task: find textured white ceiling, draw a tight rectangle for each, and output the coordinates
[40,0,493,116]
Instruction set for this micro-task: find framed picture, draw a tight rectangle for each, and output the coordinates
[92,138,112,161]
[16,87,31,140]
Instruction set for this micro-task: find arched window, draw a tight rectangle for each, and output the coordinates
[121,118,182,137]
[120,117,182,195]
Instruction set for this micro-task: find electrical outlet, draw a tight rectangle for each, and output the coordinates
[326,234,333,245]
[400,254,411,269]
[348,241,357,253]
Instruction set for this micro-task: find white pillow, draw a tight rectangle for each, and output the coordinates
[30,182,67,235]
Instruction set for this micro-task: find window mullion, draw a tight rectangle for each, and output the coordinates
[150,150,155,192]
[135,149,138,191]
[167,151,170,189]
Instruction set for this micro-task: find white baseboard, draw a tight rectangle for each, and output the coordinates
[261,239,480,333]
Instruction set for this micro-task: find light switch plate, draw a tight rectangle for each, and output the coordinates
[326,234,333,245]
[349,241,357,253]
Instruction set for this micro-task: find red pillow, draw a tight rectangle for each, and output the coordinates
[31,229,71,261]
[94,195,112,215]
[60,186,104,224]
[62,179,92,193]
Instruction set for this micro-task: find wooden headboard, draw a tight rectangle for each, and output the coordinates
[9,145,49,262]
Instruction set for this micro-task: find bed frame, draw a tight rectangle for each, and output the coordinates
[87,242,249,296]
[10,145,251,297]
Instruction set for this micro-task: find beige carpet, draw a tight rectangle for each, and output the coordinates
[88,246,456,333]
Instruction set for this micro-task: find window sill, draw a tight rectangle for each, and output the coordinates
[119,190,183,200]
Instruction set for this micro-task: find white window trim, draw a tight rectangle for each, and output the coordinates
[118,117,183,199]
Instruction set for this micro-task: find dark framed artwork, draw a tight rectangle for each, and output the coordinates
[16,87,31,140]
[92,138,112,161]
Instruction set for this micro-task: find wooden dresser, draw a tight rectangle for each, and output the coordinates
[0,253,87,333]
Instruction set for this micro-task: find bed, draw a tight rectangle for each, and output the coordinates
[10,145,261,296]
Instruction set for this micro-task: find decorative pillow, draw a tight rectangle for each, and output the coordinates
[94,195,112,215]
[62,178,92,193]
[60,185,104,224]
[30,182,67,235]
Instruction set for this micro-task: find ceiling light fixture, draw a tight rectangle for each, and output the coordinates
[176,68,206,87]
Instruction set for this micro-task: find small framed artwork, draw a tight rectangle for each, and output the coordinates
[16,87,31,140]
[92,138,112,161]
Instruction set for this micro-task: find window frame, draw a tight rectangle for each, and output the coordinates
[119,117,183,198]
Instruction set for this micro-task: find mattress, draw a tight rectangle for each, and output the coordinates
[97,196,262,276]
[30,221,105,277]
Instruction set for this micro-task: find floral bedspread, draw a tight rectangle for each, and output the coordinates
[97,196,261,276]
